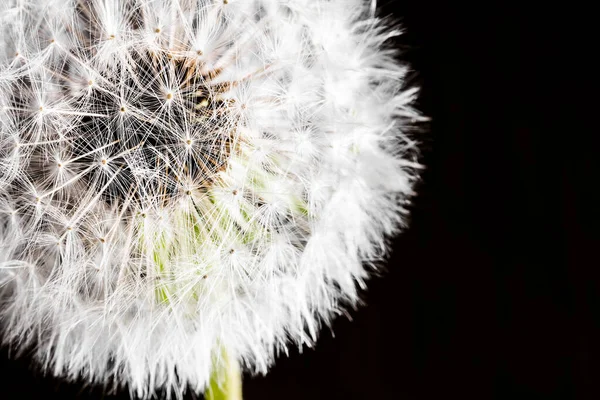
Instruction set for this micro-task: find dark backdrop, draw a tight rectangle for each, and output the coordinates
[1,1,594,399]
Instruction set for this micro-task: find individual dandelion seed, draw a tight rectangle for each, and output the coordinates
[0,1,425,399]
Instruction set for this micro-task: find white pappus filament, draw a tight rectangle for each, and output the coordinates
[0,0,424,399]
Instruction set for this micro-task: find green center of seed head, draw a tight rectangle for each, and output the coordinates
[141,152,308,400]
[144,199,245,399]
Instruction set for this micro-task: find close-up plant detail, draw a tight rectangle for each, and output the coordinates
[0,0,423,399]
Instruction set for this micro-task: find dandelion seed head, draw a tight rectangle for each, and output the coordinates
[0,0,424,398]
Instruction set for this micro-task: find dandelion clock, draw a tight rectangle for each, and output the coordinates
[0,0,424,398]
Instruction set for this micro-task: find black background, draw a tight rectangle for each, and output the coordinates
[1,1,594,399]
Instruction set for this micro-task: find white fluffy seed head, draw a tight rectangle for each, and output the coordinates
[0,0,424,398]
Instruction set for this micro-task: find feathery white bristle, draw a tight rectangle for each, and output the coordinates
[0,0,423,398]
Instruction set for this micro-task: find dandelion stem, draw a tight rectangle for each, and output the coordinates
[204,348,243,400]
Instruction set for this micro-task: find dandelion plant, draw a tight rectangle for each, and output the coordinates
[0,0,423,399]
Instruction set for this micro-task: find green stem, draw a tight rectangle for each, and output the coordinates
[204,349,243,400]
